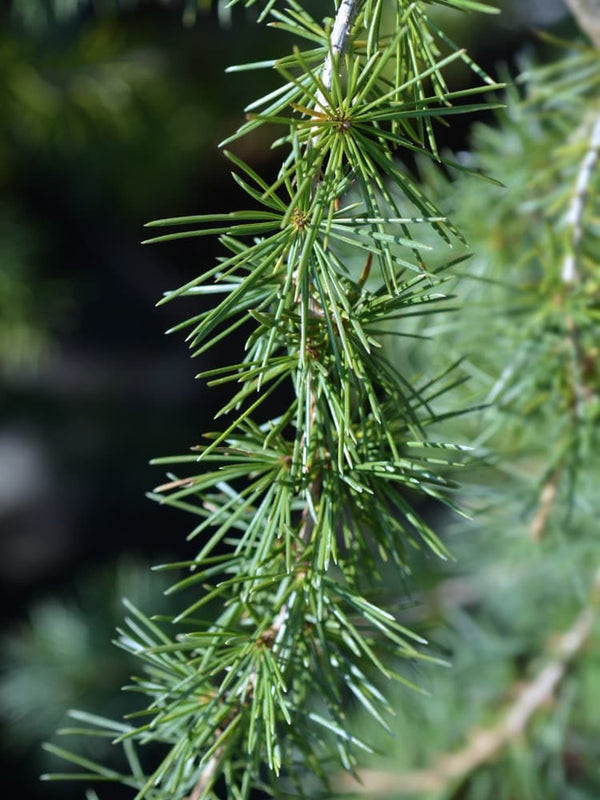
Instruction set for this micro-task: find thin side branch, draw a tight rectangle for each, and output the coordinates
[316,0,362,110]
[529,469,560,541]
[338,569,600,796]
[311,0,362,146]
[564,0,600,49]
[561,111,600,283]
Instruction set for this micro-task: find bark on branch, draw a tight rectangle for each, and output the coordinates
[565,0,600,48]
[317,0,362,107]
[561,110,600,283]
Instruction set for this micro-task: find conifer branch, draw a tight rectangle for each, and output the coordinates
[302,0,359,549]
[533,109,600,532]
[339,569,600,795]
[42,4,503,797]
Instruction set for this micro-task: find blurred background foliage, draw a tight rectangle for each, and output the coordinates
[0,1,589,799]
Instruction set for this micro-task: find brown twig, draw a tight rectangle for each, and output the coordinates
[564,0,600,49]
[529,468,560,541]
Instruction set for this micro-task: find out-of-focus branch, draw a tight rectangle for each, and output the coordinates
[561,110,600,283]
[565,0,600,48]
[187,748,222,800]
[338,569,600,796]
[529,469,560,540]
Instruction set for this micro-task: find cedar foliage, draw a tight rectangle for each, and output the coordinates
[33,2,600,800]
